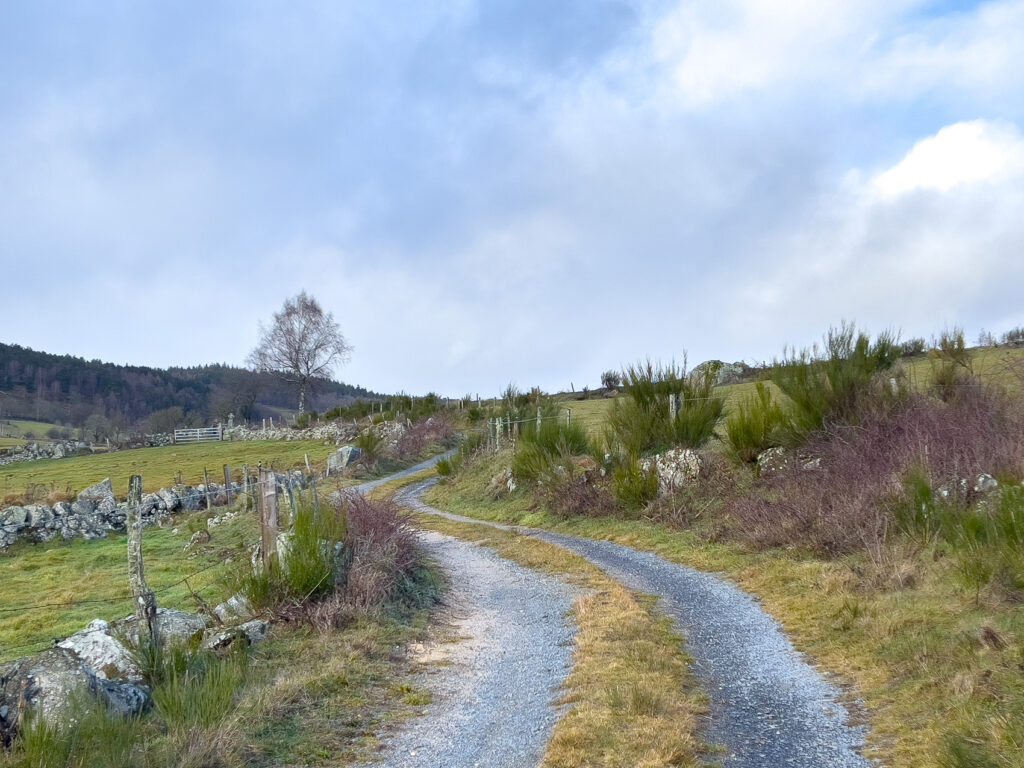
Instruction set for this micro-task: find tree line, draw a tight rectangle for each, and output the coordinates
[0,342,376,434]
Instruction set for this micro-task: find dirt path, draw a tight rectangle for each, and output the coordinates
[357,528,581,768]
[397,479,875,768]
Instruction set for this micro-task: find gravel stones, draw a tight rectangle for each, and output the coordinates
[359,529,580,768]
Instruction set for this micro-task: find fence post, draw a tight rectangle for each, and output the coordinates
[223,465,233,504]
[536,407,542,437]
[203,468,213,511]
[567,408,572,427]
[127,475,159,650]
[304,453,311,475]
[668,393,678,421]
[311,475,320,512]
[258,467,279,572]
[243,463,251,512]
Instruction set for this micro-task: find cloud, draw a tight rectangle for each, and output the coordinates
[729,119,1024,354]
[872,119,1024,196]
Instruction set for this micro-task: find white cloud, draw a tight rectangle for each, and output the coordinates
[649,0,1024,108]
[872,119,1024,197]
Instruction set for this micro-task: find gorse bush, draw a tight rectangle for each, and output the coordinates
[354,429,385,465]
[929,328,975,402]
[511,418,592,482]
[240,501,346,609]
[607,359,724,456]
[770,323,899,443]
[612,455,659,511]
[724,382,785,463]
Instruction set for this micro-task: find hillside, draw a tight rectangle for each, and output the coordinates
[0,342,377,431]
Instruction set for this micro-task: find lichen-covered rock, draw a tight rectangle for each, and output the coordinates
[0,506,28,528]
[157,488,180,512]
[640,448,703,494]
[756,446,790,476]
[118,608,209,647]
[974,473,999,494]
[488,467,516,498]
[328,445,362,473]
[57,619,143,683]
[78,478,115,503]
[214,594,255,624]
[202,619,269,652]
[0,647,149,744]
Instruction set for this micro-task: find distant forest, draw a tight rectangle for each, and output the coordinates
[0,342,377,433]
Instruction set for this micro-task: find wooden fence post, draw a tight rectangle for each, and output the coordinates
[127,475,159,649]
[258,467,279,572]
[668,393,678,421]
[203,468,213,510]
[304,453,311,475]
[536,407,542,437]
[243,463,251,511]
[566,408,572,427]
[286,474,296,513]
[223,465,233,504]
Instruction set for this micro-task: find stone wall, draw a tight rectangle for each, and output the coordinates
[0,471,309,551]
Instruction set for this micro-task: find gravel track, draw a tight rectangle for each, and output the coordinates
[397,479,875,768]
[357,526,580,768]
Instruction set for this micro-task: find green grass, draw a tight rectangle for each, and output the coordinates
[427,449,1024,768]
[2,419,68,440]
[0,439,339,500]
[0,438,25,449]
[0,506,257,661]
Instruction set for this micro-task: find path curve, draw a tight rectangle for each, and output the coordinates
[358,528,580,768]
[397,479,875,768]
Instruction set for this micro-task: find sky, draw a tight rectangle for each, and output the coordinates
[2,0,1024,396]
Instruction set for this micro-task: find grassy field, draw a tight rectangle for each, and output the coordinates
[0,506,255,662]
[0,419,67,440]
[427,437,1024,767]
[0,439,342,501]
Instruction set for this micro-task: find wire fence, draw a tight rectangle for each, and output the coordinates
[0,473,317,661]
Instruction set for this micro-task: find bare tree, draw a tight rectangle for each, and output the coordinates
[247,291,352,414]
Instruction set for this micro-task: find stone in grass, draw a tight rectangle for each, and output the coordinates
[201,619,269,652]
[214,594,256,624]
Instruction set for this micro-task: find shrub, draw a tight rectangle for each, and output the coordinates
[770,323,899,443]
[900,337,927,357]
[512,418,592,482]
[729,385,1024,563]
[724,382,786,464]
[394,413,457,459]
[540,472,616,518]
[607,359,725,456]
[338,494,419,611]
[239,501,346,610]
[354,430,386,465]
[929,328,975,402]
[612,456,659,511]
[601,370,622,390]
